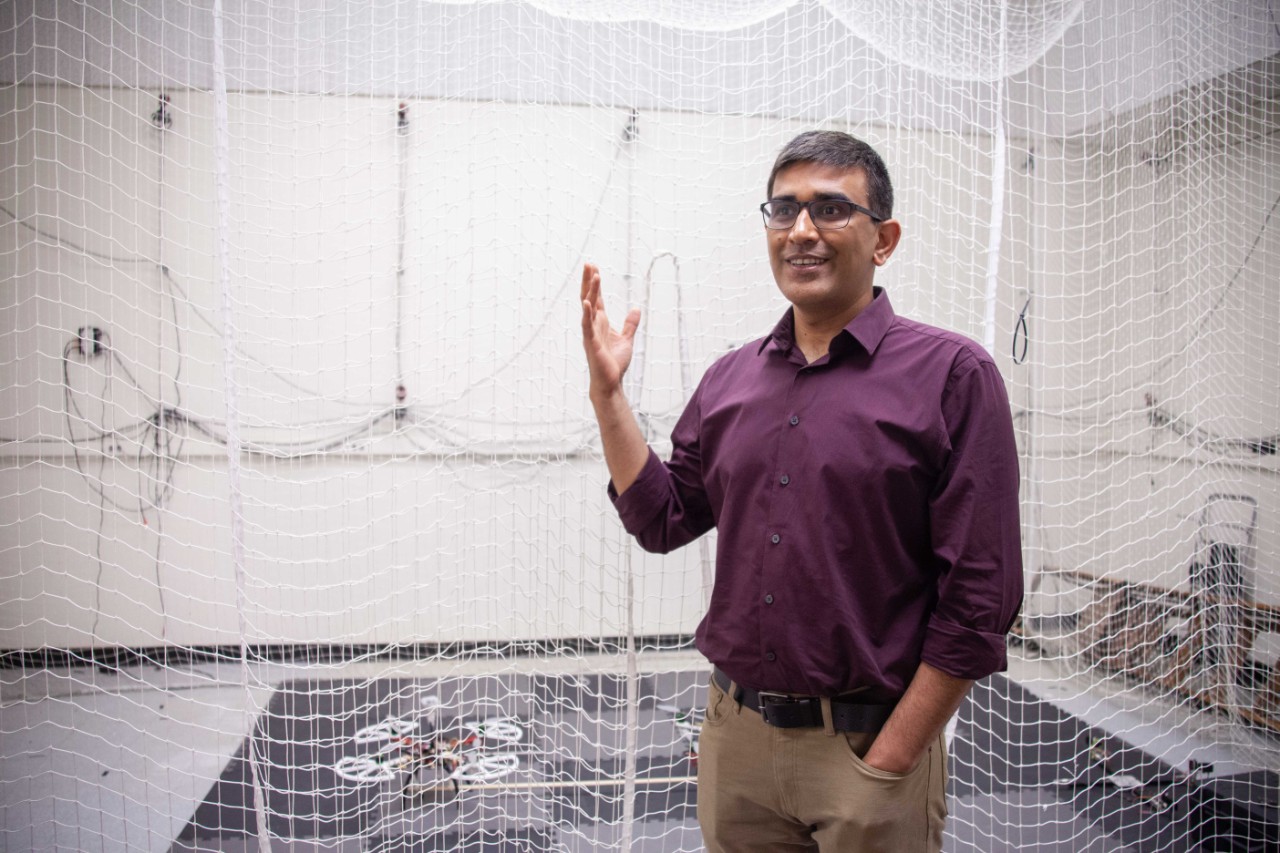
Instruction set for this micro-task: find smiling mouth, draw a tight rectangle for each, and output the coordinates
[787,258,828,268]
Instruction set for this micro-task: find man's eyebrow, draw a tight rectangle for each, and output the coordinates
[768,192,854,202]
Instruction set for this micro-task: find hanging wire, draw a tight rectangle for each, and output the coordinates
[2,110,650,499]
[1012,296,1030,365]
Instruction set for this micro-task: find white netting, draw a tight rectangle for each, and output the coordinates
[523,1,795,31]
[1,0,1278,850]
[829,0,1086,81]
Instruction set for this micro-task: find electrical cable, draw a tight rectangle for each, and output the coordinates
[89,472,109,643]
[157,267,380,408]
[182,409,400,457]
[413,114,634,411]
[62,339,148,514]
[1145,394,1278,458]
[57,331,397,513]
[50,352,595,470]
[1147,189,1280,384]
[1,201,381,408]
[27,114,633,437]
[0,202,156,264]
[7,110,653,474]
[1012,296,1030,365]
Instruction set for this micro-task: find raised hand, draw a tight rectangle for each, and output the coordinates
[580,263,641,400]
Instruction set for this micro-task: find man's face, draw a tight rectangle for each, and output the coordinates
[766,161,898,324]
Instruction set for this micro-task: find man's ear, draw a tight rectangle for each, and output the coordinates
[873,218,902,267]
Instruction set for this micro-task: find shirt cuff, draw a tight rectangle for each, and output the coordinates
[606,449,668,535]
[920,614,1009,680]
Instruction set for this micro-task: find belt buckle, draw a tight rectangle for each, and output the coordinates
[756,690,801,723]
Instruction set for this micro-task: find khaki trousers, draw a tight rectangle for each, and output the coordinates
[696,677,947,853]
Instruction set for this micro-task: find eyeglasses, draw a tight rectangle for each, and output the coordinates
[759,198,884,230]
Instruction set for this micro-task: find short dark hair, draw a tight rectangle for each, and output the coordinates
[766,131,894,220]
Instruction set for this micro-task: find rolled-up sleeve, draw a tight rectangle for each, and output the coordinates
[921,354,1024,680]
[607,381,715,554]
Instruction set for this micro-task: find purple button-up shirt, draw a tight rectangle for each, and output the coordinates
[610,288,1023,700]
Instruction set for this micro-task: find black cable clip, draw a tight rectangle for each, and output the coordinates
[76,326,104,357]
[395,384,408,422]
[151,94,172,130]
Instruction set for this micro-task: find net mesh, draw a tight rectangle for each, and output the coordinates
[1,1,1278,850]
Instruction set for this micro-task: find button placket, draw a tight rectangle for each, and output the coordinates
[759,371,806,669]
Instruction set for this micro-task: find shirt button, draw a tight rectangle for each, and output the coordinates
[764,594,774,604]
[765,652,777,662]
[770,533,780,544]
[789,415,800,426]
[779,474,790,485]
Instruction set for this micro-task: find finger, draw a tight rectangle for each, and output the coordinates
[587,268,604,311]
[584,264,603,311]
[581,298,595,341]
[620,307,641,342]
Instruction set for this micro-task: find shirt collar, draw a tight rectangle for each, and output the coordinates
[758,286,896,358]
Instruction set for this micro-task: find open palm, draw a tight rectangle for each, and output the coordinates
[580,263,641,396]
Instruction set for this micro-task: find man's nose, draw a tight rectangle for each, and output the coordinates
[788,207,818,242]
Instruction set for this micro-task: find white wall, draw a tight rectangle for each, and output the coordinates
[1023,120,1280,616]
[4,58,1276,653]
[0,84,1024,648]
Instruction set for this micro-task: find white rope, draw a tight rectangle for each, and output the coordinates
[621,545,639,852]
[982,0,1010,355]
[211,2,273,849]
[395,102,409,393]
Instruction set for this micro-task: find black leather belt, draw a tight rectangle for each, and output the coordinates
[712,668,894,733]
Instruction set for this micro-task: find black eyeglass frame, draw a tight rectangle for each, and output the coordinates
[759,198,885,230]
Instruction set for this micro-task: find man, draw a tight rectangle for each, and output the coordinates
[580,130,1023,852]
